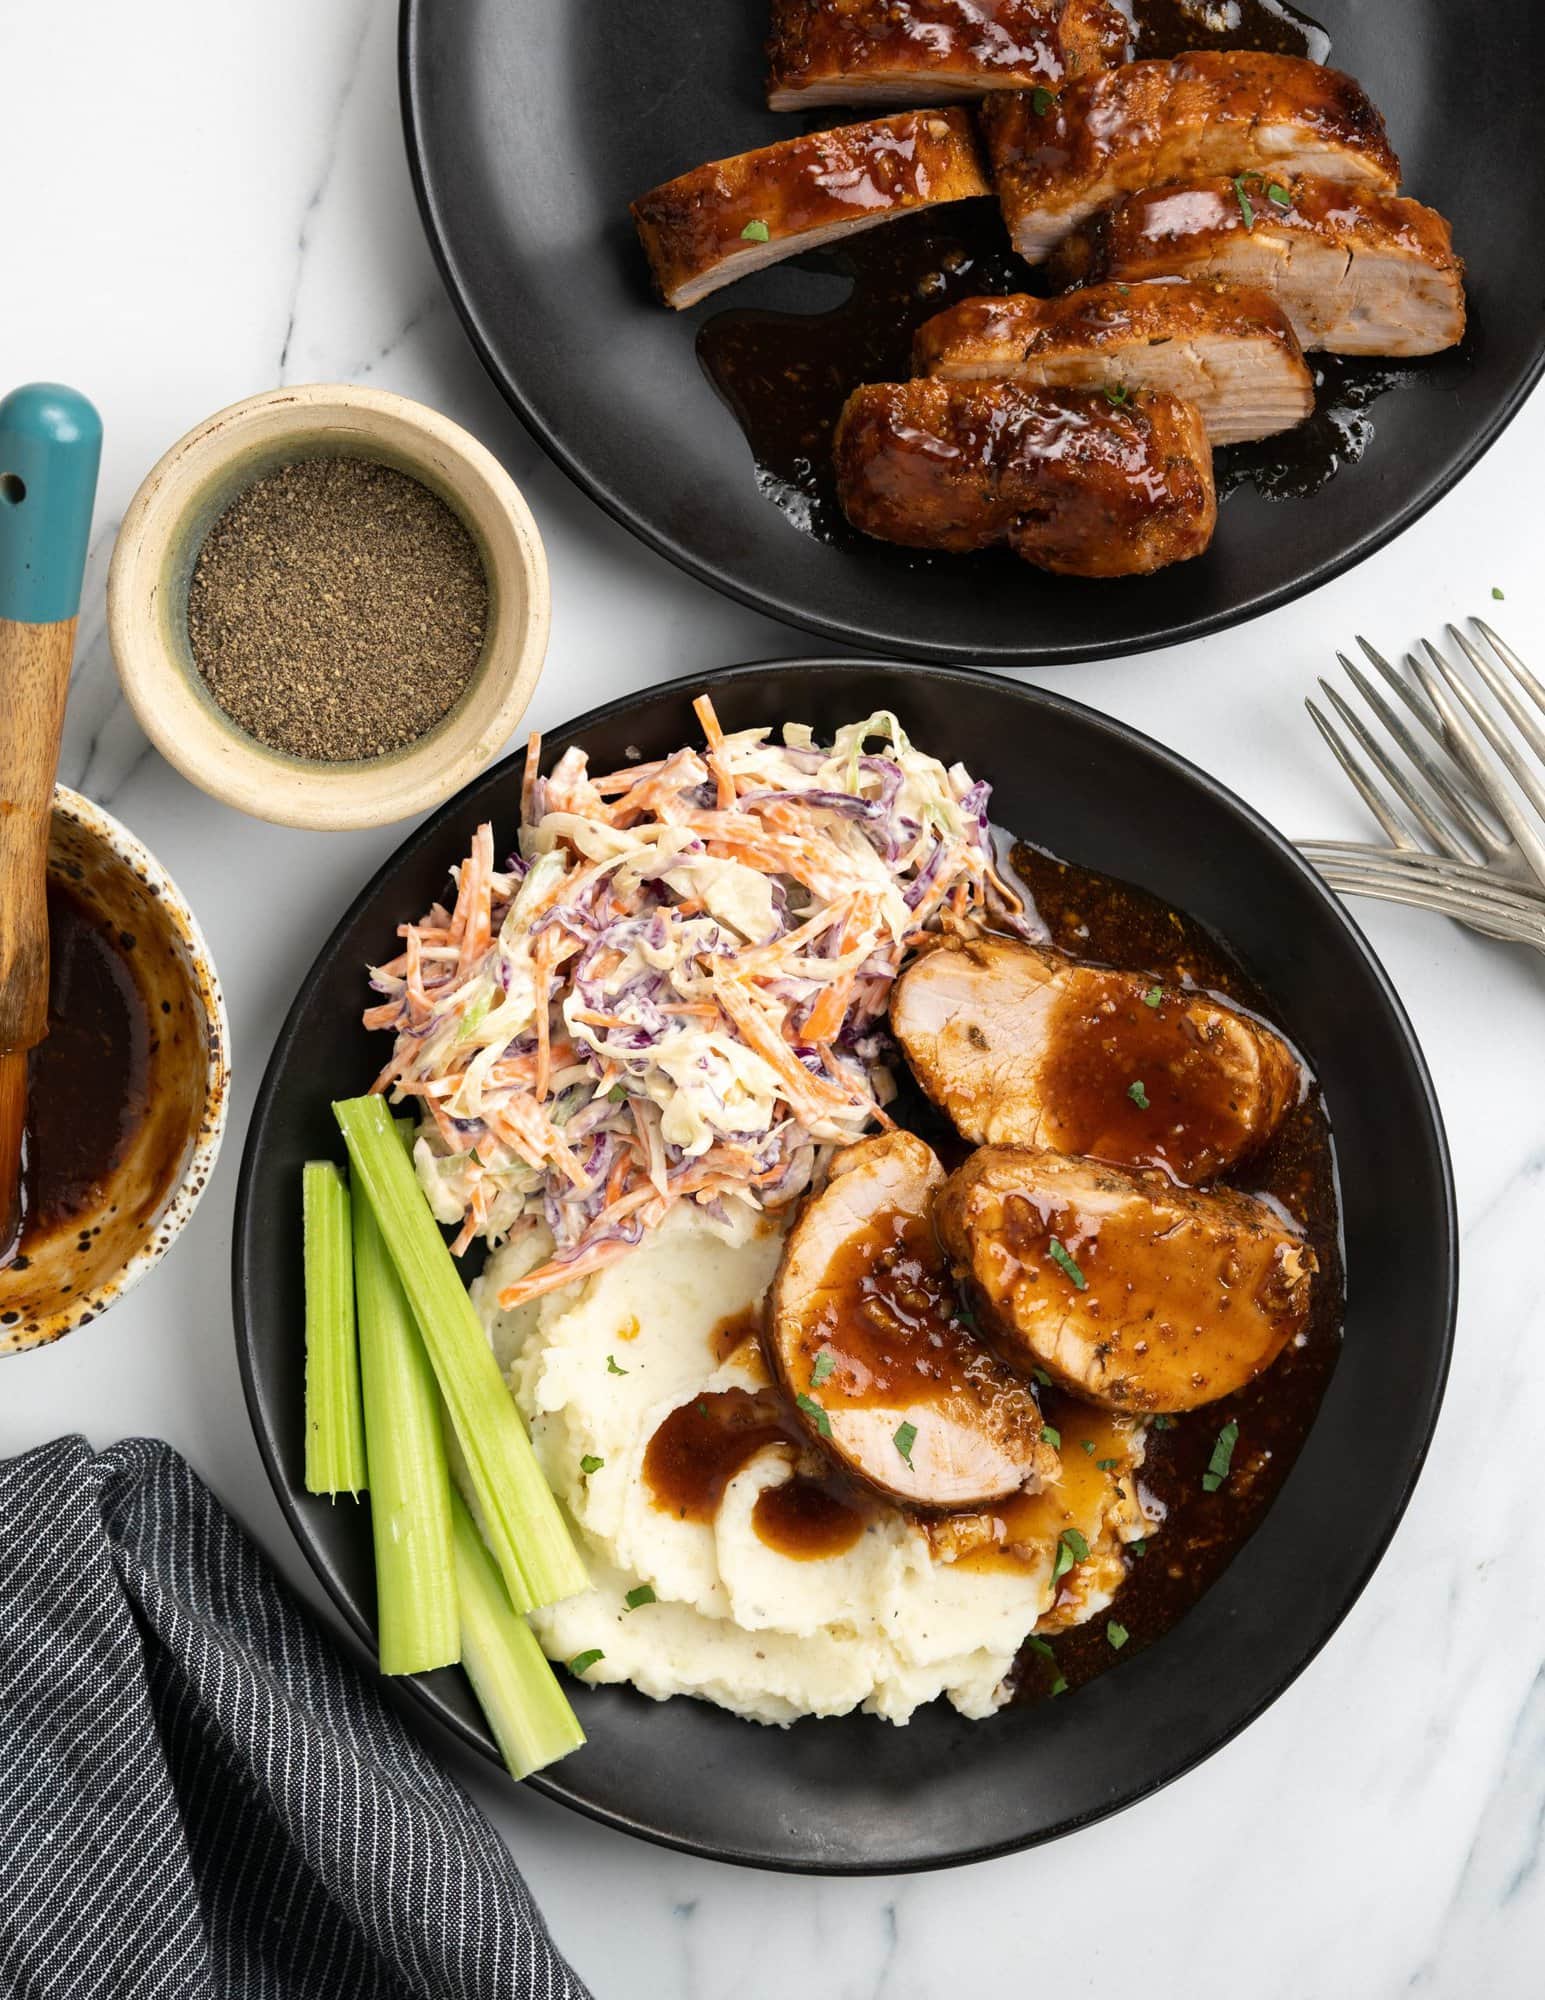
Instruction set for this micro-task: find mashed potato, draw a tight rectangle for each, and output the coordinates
[474,1205,1153,1727]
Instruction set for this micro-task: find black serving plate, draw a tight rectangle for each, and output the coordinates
[400,0,1545,666]
[234,661,1456,1871]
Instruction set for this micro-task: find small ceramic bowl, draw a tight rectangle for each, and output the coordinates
[107,384,550,831]
[0,787,229,1357]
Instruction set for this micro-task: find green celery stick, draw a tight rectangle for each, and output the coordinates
[303,1161,366,1496]
[332,1095,586,1613]
[353,1157,461,1675]
[450,1487,585,1780]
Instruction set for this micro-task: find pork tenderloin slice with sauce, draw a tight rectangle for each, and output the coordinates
[980,51,1400,263]
[936,1147,1315,1412]
[913,279,1313,445]
[1048,175,1466,357]
[631,109,989,311]
[765,0,1128,110]
[833,380,1216,577]
[767,1131,1058,1508]
[891,935,1300,1182]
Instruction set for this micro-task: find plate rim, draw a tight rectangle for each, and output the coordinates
[397,0,1545,668]
[233,655,1459,1872]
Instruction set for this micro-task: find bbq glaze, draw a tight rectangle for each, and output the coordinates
[766,0,1129,107]
[834,380,1217,575]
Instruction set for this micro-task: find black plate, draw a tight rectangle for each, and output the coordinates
[401,0,1545,666]
[234,661,1456,1871]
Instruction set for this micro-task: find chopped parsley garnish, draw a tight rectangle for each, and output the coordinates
[1116,282,1130,296]
[1103,382,1131,407]
[580,1454,605,1475]
[1050,1672,1069,1696]
[1266,182,1291,208]
[607,1084,627,1102]
[606,1355,627,1375]
[1047,1238,1087,1290]
[1493,586,1506,600]
[1107,1621,1130,1650]
[624,1584,656,1610]
[1130,1537,1147,1557]
[796,1392,832,1438]
[1202,1418,1240,1493]
[1127,1079,1150,1110]
[810,1348,836,1389]
[568,1649,604,1675]
[1142,986,1163,1008]
[740,218,771,243]
[1151,1413,1176,1431]
[1051,1526,1090,1585]
[1081,1438,1095,1456]
[1040,1424,1062,1449]
[1232,174,1256,232]
[894,1420,918,1468]
[1097,1456,1120,1472]
[1032,1366,1053,1389]
[1031,85,1056,115]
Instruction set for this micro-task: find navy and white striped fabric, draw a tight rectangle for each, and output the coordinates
[0,1437,590,2000]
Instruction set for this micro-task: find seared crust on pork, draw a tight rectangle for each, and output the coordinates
[1049,174,1465,356]
[766,0,1129,110]
[631,109,990,310]
[913,279,1314,444]
[980,52,1400,263]
[834,380,1217,576]
[936,1147,1316,1412]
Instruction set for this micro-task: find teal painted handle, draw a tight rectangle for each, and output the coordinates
[0,384,103,626]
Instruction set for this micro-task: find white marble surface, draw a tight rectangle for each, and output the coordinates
[7,3,1545,1992]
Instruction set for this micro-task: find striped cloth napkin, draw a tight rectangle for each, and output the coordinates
[0,1437,590,2000]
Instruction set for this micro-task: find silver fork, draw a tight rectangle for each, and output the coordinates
[1298,618,1545,950]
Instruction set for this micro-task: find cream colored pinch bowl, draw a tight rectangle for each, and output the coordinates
[107,384,550,831]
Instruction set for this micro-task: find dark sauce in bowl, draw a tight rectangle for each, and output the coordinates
[697,0,1466,540]
[4,882,152,1263]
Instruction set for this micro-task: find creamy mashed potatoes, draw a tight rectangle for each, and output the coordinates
[474,1206,1153,1727]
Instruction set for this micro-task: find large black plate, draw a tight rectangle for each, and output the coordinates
[401,0,1545,665]
[234,661,1456,1871]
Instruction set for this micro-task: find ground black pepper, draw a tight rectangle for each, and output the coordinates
[186,456,488,762]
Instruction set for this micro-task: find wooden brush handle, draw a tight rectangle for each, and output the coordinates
[0,616,76,1051]
[0,384,102,1057]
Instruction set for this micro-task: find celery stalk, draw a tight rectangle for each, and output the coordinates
[332,1095,586,1613]
[353,1167,461,1675]
[303,1161,367,1495]
[450,1487,585,1780]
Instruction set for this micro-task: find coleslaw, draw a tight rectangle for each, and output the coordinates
[363,697,1026,1308]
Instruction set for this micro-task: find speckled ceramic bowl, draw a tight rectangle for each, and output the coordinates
[0,788,229,1356]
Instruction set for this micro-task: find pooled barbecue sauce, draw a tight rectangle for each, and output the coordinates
[1,881,152,1266]
[697,0,1457,539]
[644,1387,868,1560]
[642,833,1341,1698]
[999,843,1342,1702]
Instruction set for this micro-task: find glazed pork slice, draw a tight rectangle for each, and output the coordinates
[833,380,1216,577]
[631,109,989,310]
[936,1147,1316,1412]
[912,279,1314,445]
[767,1131,1058,1508]
[1048,175,1466,357]
[891,936,1300,1182]
[765,0,1129,110]
[980,51,1400,263]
